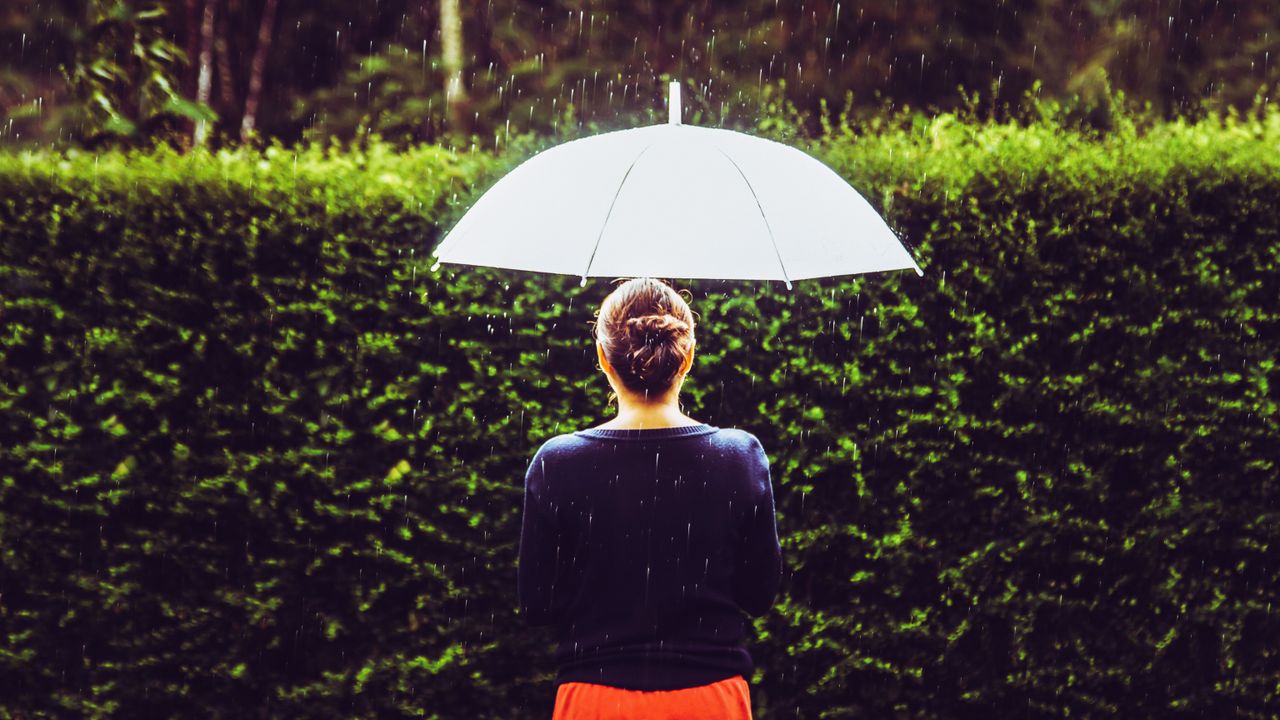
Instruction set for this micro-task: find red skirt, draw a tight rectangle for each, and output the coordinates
[551,674,753,720]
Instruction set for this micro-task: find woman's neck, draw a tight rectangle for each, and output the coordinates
[601,396,699,429]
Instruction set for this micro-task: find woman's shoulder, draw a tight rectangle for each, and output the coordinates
[714,426,765,449]
[531,432,585,458]
[696,427,766,469]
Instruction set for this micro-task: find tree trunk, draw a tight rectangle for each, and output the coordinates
[193,0,217,147]
[240,0,279,142]
[214,0,238,112]
[185,0,204,148]
[440,0,467,132]
[184,0,201,96]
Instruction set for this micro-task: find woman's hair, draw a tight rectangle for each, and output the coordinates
[592,277,697,400]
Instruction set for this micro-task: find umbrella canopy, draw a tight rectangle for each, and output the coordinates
[430,82,923,289]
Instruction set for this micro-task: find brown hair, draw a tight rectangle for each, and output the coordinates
[591,277,697,400]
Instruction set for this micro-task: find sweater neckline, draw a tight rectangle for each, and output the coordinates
[573,423,719,441]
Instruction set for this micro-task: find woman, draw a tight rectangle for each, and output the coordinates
[518,277,783,719]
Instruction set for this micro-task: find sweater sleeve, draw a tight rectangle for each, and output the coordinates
[730,434,783,617]
[517,441,563,627]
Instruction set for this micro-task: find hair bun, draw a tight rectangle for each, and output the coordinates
[626,313,688,344]
[595,278,696,396]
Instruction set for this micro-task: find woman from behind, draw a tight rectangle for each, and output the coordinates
[518,277,783,719]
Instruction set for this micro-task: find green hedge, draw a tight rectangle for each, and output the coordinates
[1,114,1277,719]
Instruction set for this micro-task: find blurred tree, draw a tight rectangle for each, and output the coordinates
[192,0,217,146]
[0,1,79,145]
[1,0,1277,150]
[64,0,213,148]
[238,0,279,141]
[1023,0,1278,117]
[440,0,468,133]
[1,0,214,148]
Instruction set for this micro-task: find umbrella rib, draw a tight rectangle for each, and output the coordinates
[715,148,792,289]
[582,144,654,282]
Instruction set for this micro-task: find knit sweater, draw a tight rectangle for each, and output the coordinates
[517,423,783,691]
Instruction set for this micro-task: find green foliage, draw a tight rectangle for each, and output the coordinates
[1,114,1278,718]
[51,0,209,149]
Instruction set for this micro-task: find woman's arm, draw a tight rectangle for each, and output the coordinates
[731,435,783,617]
[517,442,563,626]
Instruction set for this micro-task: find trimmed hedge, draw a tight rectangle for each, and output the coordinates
[1,114,1278,719]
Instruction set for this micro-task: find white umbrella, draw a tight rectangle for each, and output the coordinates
[430,82,923,289]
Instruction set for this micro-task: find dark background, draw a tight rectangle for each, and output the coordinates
[2,0,1278,150]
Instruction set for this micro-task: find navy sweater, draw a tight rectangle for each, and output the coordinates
[517,423,783,691]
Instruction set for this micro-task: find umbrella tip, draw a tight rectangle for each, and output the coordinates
[430,260,442,272]
[669,81,681,125]
[784,279,793,291]
[915,265,924,277]
[580,276,588,287]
